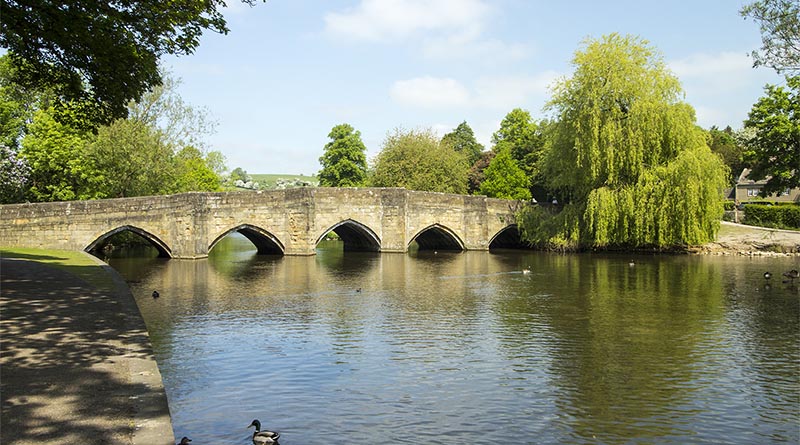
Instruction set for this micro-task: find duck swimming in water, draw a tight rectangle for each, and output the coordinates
[152,290,160,299]
[177,437,192,445]
[782,269,799,283]
[248,419,280,444]
[764,271,772,279]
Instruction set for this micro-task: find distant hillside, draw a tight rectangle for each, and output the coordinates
[250,174,318,189]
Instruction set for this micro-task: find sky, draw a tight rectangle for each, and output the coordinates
[162,0,784,176]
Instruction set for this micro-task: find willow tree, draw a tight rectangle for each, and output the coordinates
[520,34,728,249]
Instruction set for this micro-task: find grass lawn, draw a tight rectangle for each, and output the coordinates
[1,247,118,293]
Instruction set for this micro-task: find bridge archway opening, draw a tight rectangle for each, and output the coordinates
[316,219,381,252]
[86,225,172,258]
[410,224,465,252]
[489,225,531,250]
[209,225,284,255]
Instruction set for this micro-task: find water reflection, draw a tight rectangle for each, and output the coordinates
[106,235,800,445]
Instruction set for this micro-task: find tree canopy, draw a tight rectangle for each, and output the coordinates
[521,34,728,250]
[740,0,800,73]
[441,121,484,166]
[318,123,368,187]
[479,147,531,200]
[369,128,469,194]
[491,108,545,178]
[742,75,800,195]
[0,0,259,126]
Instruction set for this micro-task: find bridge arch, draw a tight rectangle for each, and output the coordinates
[210,224,284,255]
[489,224,530,250]
[86,225,172,258]
[316,219,381,252]
[410,224,465,252]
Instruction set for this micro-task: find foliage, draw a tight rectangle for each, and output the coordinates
[0,144,30,203]
[740,0,800,73]
[20,109,103,201]
[0,0,259,127]
[528,34,728,249]
[87,118,175,198]
[742,75,800,195]
[174,146,222,192]
[467,150,495,194]
[318,123,368,187]
[369,128,469,194]
[744,203,800,228]
[706,126,746,184]
[479,147,531,200]
[492,108,545,178]
[230,167,250,183]
[441,121,485,166]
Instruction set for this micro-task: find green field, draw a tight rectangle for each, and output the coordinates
[249,174,318,188]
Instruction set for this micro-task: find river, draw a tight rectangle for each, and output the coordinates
[105,234,799,444]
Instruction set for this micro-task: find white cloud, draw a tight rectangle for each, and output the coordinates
[324,0,489,42]
[669,51,758,92]
[390,77,471,108]
[389,72,560,111]
[324,0,528,63]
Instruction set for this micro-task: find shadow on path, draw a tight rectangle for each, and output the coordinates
[1,258,174,445]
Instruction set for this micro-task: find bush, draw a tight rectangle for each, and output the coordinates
[744,204,800,229]
[723,200,735,211]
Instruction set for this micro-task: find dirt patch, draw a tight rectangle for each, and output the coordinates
[698,222,800,256]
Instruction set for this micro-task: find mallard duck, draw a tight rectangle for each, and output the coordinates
[782,269,799,283]
[764,271,772,279]
[177,437,192,445]
[522,267,531,274]
[248,419,280,444]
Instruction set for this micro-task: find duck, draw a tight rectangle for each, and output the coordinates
[764,271,772,279]
[177,437,192,445]
[522,267,531,275]
[248,419,280,444]
[782,269,799,283]
[152,290,160,299]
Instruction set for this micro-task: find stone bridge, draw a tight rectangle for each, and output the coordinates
[0,188,527,258]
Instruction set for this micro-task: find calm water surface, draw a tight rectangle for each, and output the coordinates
[107,235,800,444]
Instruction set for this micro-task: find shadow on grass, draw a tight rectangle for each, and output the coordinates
[1,259,172,445]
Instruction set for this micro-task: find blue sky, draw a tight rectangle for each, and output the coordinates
[163,0,783,175]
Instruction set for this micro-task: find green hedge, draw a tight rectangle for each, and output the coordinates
[744,204,800,229]
[723,200,735,211]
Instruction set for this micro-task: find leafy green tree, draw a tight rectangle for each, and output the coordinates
[20,109,102,201]
[174,146,222,192]
[369,128,469,194]
[741,75,800,195]
[318,123,368,187]
[87,118,175,198]
[230,167,249,183]
[441,121,485,165]
[0,144,30,203]
[706,125,746,184]
[492,108,545,177]
[524,34,728,249]
[0,0,260,126]
[741,0,800,73]
[479,147,531,200]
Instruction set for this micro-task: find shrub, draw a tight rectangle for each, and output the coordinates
[744,203,800,229]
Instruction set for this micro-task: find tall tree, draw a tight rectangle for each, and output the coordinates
[441,121,484,166]
[492,108,544,176]
[706,125,746,184]
[523,34,728,249]
[479,147,531,200]
[318,123,368,187]
[0,0,259,126]
[740,0,800,73]
[369,128,468,194]
[741,75,800,195]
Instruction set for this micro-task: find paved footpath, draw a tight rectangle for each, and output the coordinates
[1,256,175,445]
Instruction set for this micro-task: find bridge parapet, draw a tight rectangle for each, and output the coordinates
[0,188,523,258]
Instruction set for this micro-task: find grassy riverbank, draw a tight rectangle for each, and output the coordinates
[0,247,117,292]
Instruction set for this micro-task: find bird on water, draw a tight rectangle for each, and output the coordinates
[782,269,799,283]
[248,419,280,444]
[177,437,192,445]
[152,290,160,299]
[764,271,772,280]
